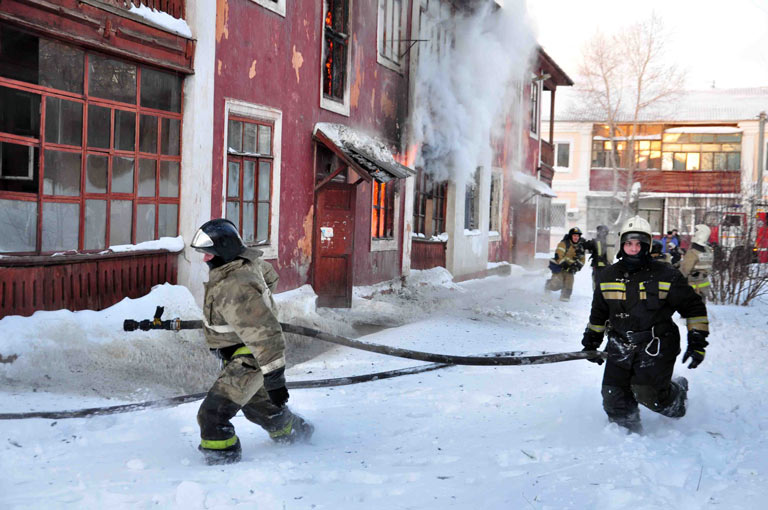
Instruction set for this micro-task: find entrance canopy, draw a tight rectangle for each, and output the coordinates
[313,123,414,184]
[512,170,557,199]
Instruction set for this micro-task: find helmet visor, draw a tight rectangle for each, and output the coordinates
[191,229,214,250]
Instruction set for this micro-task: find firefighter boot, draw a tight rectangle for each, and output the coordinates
[269,414,315,444]
[199,437,242,465]
[559,287,572,302]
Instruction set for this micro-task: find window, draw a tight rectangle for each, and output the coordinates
[250,0,285,17]
[377,0,407,72]
[529,76,539,135]
[635,198,663,234]
[412,168,446,238]
[555,142,570,169]
[666,197,710,234]
[536,195,551,230]
[226,117,273,245]
[489,171,502,234]
[591,139,662,169]
[550,203,567,229]
[661,132,741,171]
[0,22,182,254]
[372,180,396,239]
[464,169,480,230]
[223,100,282,259]
[321,0,351,115]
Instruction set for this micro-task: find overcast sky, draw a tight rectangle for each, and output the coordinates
[525,0,768,90]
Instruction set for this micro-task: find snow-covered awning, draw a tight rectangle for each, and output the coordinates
[664,126,743,134]
[511,170,557,198]
[313,123,415,184]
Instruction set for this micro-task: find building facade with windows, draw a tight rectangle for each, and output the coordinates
[546,87,768,251]
[0,0,216,318]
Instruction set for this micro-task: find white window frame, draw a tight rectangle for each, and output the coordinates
[371,182,400,252]
[320,0,353,116]
[249,0,285,17]
[377,0,408,73]
[529,73,540,139]
[554,141,572,172]
[221,99,282,260]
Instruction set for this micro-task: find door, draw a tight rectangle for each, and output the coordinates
[313,182,356,307]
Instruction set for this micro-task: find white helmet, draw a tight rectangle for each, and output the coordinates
[692,224,711,245]
[618,215,652,256]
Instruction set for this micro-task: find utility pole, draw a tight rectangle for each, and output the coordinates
[758,112,766,202]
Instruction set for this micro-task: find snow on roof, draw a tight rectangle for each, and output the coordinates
[107,236,185,254]
[129,4,192,38]
[511,170,557,197]
[553,87,768,123]
[664,126,743,134]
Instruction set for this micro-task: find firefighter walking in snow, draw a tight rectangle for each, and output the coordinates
[545,227,586,301]
[680,224,714,303]
[583,224,611,289]
[191,219,313,465]
[580,216,709,433]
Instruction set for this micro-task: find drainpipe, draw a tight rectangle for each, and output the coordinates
[758,112,766,202]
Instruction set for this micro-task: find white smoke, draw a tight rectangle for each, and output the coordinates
[409,1,537,183]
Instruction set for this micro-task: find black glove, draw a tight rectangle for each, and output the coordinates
[570,261,583,273]
[581,328,604,365]
[682,330,709,369]
[264,367,289,407]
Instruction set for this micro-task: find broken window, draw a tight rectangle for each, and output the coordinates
[323,0,349,103]
[413,168,447,238]
[377,0,407,70]
[489,171,502,233]
[464,169,480,230]
[0,22,182,254]
[226,117,274,245]
[372,179,397,239]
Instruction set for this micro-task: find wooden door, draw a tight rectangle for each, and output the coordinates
[313,182,356,307]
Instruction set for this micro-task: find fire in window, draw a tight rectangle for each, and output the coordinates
[323,0,349,102]
[372,179,396,239]
[413,168,447,238]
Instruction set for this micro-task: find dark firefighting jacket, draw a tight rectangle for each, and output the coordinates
[585,258,709,357]
[583,236,609,268]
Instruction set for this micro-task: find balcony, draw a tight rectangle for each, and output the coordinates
[590,168,741,194]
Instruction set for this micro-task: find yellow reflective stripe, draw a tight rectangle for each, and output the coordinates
[232,346,252,357]
[200,435,238,450]
[600,282,626,291]
[602,291,626,300]
[269,418,294,439]
[691,281,711,289]
[588,323,606,333]
[687,316,709,324]
[659,282,671,290]
[556,246,566,252]
[686,316,710,332]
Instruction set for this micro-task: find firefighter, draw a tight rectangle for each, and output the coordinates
[650,239,671,263]
[191,218,314,465]
[580,216,709,434]
[545,227,586,302]
[583,224,611,289]
[680,224,714,302]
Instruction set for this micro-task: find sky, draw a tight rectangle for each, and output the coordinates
[525,0,768,90]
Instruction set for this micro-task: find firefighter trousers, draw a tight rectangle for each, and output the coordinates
[197,356,294,448]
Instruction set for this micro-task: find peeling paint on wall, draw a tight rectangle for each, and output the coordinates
[249,59,258,79]
[293,205,315,282]
[216,0,229,43]
[380,89,395,119]
[291,45,304,83]
[371,88,375,112]
[350,34,362,108]
[217,59,222,75]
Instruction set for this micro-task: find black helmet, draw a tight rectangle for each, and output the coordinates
[191,218,246,264]
[596,225,609,236]
[568,227,583,237]
[651,239,663,255]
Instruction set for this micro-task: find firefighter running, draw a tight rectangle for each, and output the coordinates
[680,224,714,303]
[580,216,709,434]
[191,219,313,465]
[545,227,586,302]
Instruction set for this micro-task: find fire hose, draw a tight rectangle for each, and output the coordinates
[0,307,606,420]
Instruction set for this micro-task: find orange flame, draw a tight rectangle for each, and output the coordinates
[393,144,420,168]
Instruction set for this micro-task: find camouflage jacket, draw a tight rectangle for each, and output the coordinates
[202,247,285,375]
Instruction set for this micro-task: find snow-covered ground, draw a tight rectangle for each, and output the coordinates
[2,265,767,509]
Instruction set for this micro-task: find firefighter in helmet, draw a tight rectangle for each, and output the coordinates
[191,218,313,465]
[545,226,586,302]
[680,224,714,302]
[580,216,709,433]
[582,224,611,289]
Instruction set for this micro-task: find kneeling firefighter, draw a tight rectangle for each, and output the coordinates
[191,218,313,465]
[545,227,586,302]
[580,216,710,433]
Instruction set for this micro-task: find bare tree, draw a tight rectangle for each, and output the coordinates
[577,14,685,226]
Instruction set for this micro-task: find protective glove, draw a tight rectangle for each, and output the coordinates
[264,367,289,407]
[581,328,605,365]
[569,261,583,273]
[682,329,709,369]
